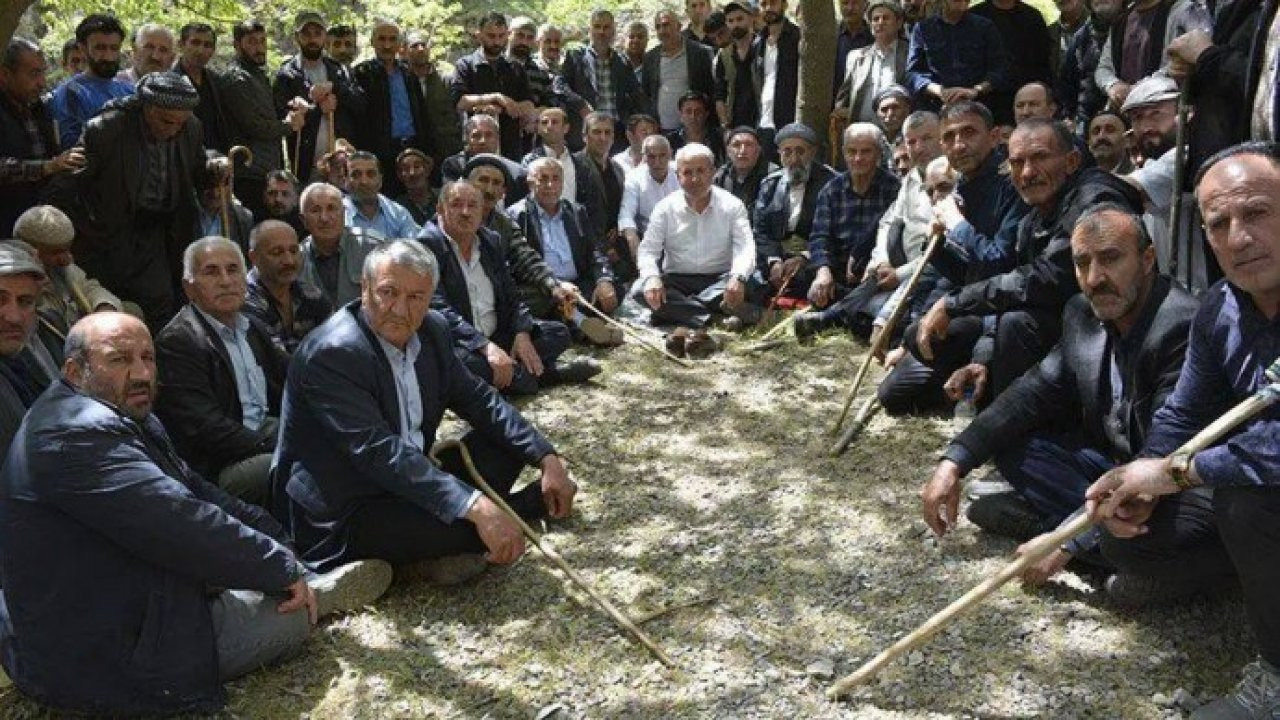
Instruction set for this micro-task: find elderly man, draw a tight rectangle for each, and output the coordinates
[68,72,203,329]
[752,122,837,300]
[420,181,600,395]
[0,245,57,452]
[118,23,176,86]
[156,237,288,506]
[619,134,680,263]
[297,182,388,307]
[441,113,527,206]
[275,240,575,582]
[922,206,1228,605]
[834,0,909,131]
[13,205,122,334]
[1087,143,1280,718]
[643,10,716,134]
[522,108,605,237]
[49,14,133,150]
[535,23,564,73]
[508,158,622,346]
[245,220,332,355]
[632,143,759,353]
[0,311,391,714]
[344,150,421,238]
[394,148,439,224]
[450,13,535,161]
[1,38,82,237]
[713,126,778,222]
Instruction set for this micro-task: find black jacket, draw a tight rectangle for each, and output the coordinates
[752,162,837,268]
[506,197,614,292]
[642,41,716,125]
[272,55,366,182]
[714,158,779,225]
[945,275,1198,470]
[351,58,451,165]
[0,93,59,236]
[1188,0,1263,182]
[522,145,607,240]
[417,221,535,351]
[155,305,288,478]
[558,46,649,147]
[751,19,802,128]
[172,59,230,152]
[0,380,300,714]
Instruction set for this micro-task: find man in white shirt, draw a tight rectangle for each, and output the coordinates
[611,113,660,175]
[618,135,681,261]
[632,143,760,352]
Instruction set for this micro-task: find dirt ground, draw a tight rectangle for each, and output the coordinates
[0,329,1256,719]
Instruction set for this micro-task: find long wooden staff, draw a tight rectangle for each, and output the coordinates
[573,292,693,368]
[831,231,943,438]
[763,260,803,326]
[428,439,678,668]
[827,359,1280,698]
[1167,80,1191,284]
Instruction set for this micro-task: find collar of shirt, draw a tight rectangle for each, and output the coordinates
[194,304,249,339]
[367,308,423,365]
[447,233,483,267]
[535,201,564,222]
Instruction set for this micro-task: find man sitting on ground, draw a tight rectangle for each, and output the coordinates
[507,158,622,346]
[393,148,438,224]
[714,128,778,227]
[522,107,606,239]
[155,237,289,506]
[0,311,390,715]
[244,220,332,355]
[14,205,124,335]
[419,181,601,395]
[0,245,58,452]
[297,182,387,306]
[632,143,760,355]
[619,134,680,267]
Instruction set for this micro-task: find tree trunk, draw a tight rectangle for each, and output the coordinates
[1,1,37,48]
[795,0,838,161]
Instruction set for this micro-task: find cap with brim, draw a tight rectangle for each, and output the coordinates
[775,122,819,146]
[873,84,912,107]
[13,206,74,250]
[463,154,513,187]
[0,244,47,280]
[294,11,326,33]
[136,72,199,111]
[1121,74,1180,114]
[865,0,906,22]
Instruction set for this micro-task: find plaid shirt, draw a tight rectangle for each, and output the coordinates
[807,166,900,274]
[591,47,616,119]
[244,269,333,355]
[0,97,50,186]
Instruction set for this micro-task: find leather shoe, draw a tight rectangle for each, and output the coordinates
[685,328,720,359]
[552,356,602,384]
[580,316,624,346]
[793,311,824,340]
[665,327,690,357]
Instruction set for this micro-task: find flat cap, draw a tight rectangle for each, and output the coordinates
[294,11,326,32]
[0,243,47,280]
[136,72,199,110]
[1121,74,1180,114]
[873,83,912,107]
[775,122,819,146]
[865,0,906,20]
[463,153,514,187]
[13,205,74,250]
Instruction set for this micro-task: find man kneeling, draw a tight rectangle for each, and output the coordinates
[274,241,577,580]
[0,313,391,715]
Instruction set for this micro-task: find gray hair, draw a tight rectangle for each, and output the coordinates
[509,16,537,33]
[299,182,342,212]
[641,134,671,154]
[536,23,562,40]
[675,142,714,166]
[1074,202,1153,250]
[133,23,174,46]
[182,236,245,282]
[362,239,440,288]
[3,38,40,71]
[844,122,885,148]
[903,110,940,135]
[464,113,500,134]
[248,219,298,252]
[526,156,562,178]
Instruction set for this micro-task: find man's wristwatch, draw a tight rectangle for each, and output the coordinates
[1169,452,1199,490]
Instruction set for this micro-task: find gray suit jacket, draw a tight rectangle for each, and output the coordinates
[835,41,911,123]
[298,227,388,308]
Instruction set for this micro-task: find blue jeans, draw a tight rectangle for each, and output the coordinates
[993,432,1110,526]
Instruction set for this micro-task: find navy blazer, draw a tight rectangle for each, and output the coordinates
[273,304,554,567]
[0,380,298,714]
[506,197,614,292]
[418,221,535,349]
[559,46,649,148]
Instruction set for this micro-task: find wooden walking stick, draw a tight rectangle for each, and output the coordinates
[573,292,694,368]
[428,439,679,668]
[326,109,336,155]
[1167,80,1191,285]
[763,260,803,326]
[831,396,881,455]
[831,231,944,439]
[827,358,1280,698]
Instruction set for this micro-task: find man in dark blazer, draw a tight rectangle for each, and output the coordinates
[522,107,607,240]
[156,237,287,507]
[752,123,837,300]
[0,311,391,715]
[273,11,367,183]
[642,11,716,134]
[753,0,803,140]
[559,9,650,152]
[920,206,1229,605]
[417,181,600,395]
[273,240,577,578]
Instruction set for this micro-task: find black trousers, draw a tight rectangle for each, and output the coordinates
[1214,487,1280,666]
[457,319,572,396]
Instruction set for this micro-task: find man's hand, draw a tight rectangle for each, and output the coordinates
[317,93,338,114]
[921,459,964,537]
[485,341,516,389]
[1166,30,1212,81]
[808,266,835,307]
[592,281,618,314]
[1086,458,1175,537]
[551,281,579,306]
[1107,81,1132,111]
[623,229,642,260]
[45,148,86,176]
[466,496,525,564]
[511,332,543,377]
[722,275,745,311]
[944,362,989,404]
[539,454,577,518]
[643,277,666,310]
[308,81,334,104]
[277,578,318,625]
[845,255,860,286]
[933,194,965,231]
[1016,541,1072,587]
[941,87,977,105]
[917,297,951,361]
[874,264,899,291]
[883,344,906,368]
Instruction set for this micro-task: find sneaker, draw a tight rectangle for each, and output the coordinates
[965,469,1015,500]
[1192,660,1280,719]
[665,327,690,357]
[965,491,1049,541]
[311,559,394,617]
[1105,570,1239,609]
[580,316,624,346]
[552,356,602,384]
[685,328,721,359]
[793,311,824,341]
[397,554,489,586]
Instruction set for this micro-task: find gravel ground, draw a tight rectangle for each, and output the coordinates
[0,330,1256,719]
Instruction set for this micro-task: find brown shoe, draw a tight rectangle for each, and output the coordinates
[685,328,720,359]
[665,327,690,357]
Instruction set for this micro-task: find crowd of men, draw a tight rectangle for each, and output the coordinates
[0,0,1277,715]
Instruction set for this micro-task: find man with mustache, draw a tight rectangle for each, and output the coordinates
[49,14,133,149]
[324,24,358,69]
[14,205,124,335]
[0,244,58,454]
[273,11,367,184]
[223,20,307,220]
[257,169,306,237]
[451,13,536,161]
[0,310,392,714]
[296,182,387,308]
[713,2,759,131]
[343,150,422,239]
[921,205,1229,607]
[713,127,778,227]
[117,23,175,87]
[245,220,332,355]
[440,114,528,206]
[1087,110,1132,174]
[155,237,289,506]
